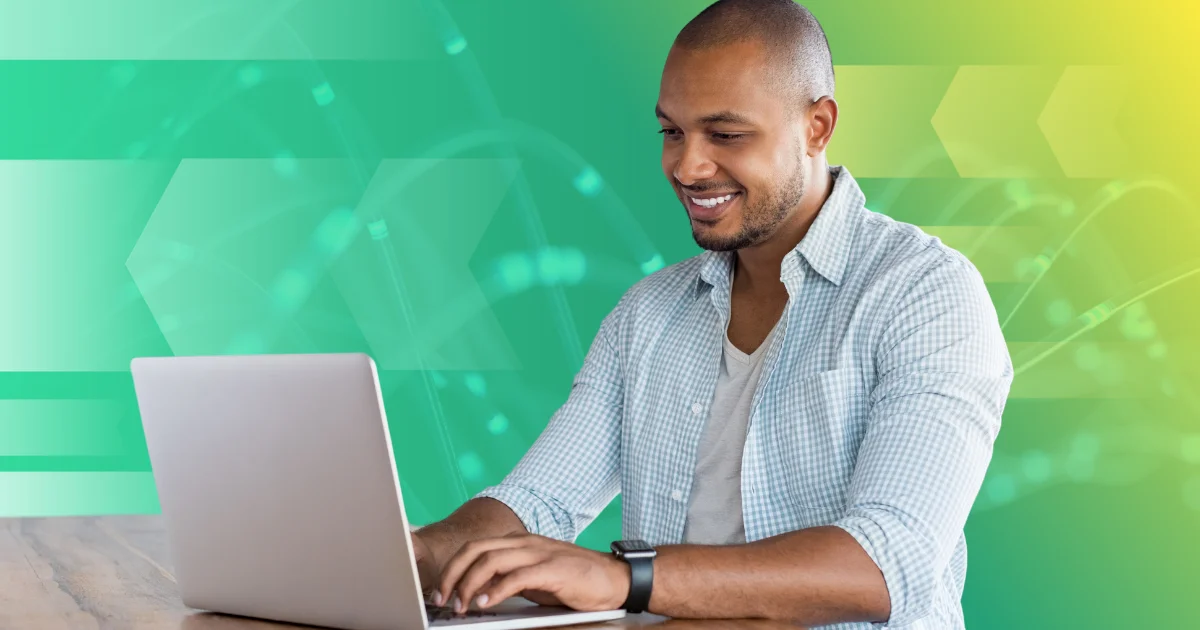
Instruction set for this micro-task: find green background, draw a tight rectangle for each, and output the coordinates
[2,1,1198,627]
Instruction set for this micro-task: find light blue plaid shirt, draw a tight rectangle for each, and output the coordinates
[478,165,1013,629]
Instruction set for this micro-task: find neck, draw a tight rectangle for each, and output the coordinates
[734,163,834,293]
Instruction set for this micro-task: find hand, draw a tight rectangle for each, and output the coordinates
[434,533,631,613]
[411,531,439,596]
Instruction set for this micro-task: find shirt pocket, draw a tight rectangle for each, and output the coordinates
[769,367,869,513]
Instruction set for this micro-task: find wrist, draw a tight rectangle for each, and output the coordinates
[606,554,633,610]
[610,539,656,614]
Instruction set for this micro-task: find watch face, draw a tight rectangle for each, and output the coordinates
[612,539,655,555]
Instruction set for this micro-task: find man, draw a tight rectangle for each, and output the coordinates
[412,0,1012,627]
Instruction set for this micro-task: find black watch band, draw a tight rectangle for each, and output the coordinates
[611,540,655,614]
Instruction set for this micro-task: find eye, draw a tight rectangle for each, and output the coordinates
[712,132,745,141]
[658,128,681,138]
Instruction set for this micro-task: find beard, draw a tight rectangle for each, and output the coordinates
[690,162,807,252]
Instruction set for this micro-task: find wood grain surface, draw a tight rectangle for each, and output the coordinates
[0,516,802,630]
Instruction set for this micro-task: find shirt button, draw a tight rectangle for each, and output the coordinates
[691,403,703,415]
[670,490,683,501]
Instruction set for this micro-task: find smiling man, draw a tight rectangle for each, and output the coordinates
[412,1,1012,628]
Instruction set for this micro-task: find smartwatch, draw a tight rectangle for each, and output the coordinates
[610,539,656,614]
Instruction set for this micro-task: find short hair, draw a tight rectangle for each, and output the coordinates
[673,0,835,108]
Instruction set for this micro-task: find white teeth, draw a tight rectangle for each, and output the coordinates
[689,193,735,208]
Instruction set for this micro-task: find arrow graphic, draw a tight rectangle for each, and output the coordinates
[1038,66,1133,178]
[932,66,1063,178]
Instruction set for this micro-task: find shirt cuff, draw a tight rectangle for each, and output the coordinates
[474,483,574,541]
[834,514,931,629]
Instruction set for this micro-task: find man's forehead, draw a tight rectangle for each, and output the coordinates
[655,103,758,127]
[658,43,782,124]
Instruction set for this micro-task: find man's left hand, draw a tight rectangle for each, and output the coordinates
[434,533,631,613]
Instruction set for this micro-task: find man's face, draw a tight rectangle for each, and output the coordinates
[657,40,809,251]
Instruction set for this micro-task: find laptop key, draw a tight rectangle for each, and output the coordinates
[426,605,500,622]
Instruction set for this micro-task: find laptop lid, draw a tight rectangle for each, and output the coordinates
[131,353,427,630]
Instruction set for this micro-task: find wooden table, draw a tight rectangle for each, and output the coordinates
[0,517,802,630]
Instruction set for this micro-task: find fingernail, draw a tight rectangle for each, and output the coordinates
[453,596,462,612]
[477,594,489,607]
[432,591,443,606]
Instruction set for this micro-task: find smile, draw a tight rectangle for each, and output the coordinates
[688,193,736,208]
[683,191,741,222]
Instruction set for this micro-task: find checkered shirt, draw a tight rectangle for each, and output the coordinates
[477,165,1013,629]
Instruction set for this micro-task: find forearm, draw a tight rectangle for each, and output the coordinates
[416,498,528,573]
[649,526,890,625]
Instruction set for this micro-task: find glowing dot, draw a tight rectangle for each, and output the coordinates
[1073,343,1103,371]
[1119,302,1156,341]
[238,64,263,87]
[1100,180,1127,203]
[1094,359,1124,386]
[1071,432,1101,460]
[458,452,483,480]
[1004,179,1029,200]
[110,62,137,87]
[314,207,360,256]
[1065,434,1100,479]
[368,219,389,240]
[271,268,311,311]
[536,247,586,285]
[496,254,535,292]
[573,167,603,197]
[640,254,665,275]
[157,314,181,333]
[430,371,447,388]
[487,413,509,435]
[1147,341,1168,360]
[1013,258,1032,280]
[125,141,149,159]
[1183,476,1200,512]
[1058,200,1076,217]
[1045,299,1073,327]
[311,82,336,106]
[464,373,487,397]
[985,474,1016,504]
[274,151,298,178]
[445,36,468,55]
[560,249,587,284]
[1180,434,1200,464]
[1020,451,1053,483]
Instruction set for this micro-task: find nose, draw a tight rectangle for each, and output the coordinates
[672,138,718,186]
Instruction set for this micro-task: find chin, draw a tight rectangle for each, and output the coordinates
[691,228,742,252]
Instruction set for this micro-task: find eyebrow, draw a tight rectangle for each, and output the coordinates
[655,105,755,127]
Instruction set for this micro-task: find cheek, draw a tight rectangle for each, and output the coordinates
[661,150,678,181]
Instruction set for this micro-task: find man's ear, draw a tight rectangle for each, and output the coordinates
[806,96,838,156]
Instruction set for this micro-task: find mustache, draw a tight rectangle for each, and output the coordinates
[678,181,741,193]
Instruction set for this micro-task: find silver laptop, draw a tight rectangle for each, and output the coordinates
[130,352,626,630]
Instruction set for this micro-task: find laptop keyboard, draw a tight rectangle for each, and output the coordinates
[426,605,500,623]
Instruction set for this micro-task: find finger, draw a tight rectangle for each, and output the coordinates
[455,548,545,611]
[480,565,557,610]
[437,537,530,608]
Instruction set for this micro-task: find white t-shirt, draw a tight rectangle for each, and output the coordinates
[682,307,782,545]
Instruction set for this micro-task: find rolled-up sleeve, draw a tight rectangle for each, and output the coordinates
[834,256,1013,628]
[474,300,626,543]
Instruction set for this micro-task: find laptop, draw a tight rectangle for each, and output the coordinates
[130,352,627,630]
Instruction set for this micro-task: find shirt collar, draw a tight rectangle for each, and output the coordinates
[695,164,864,297]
